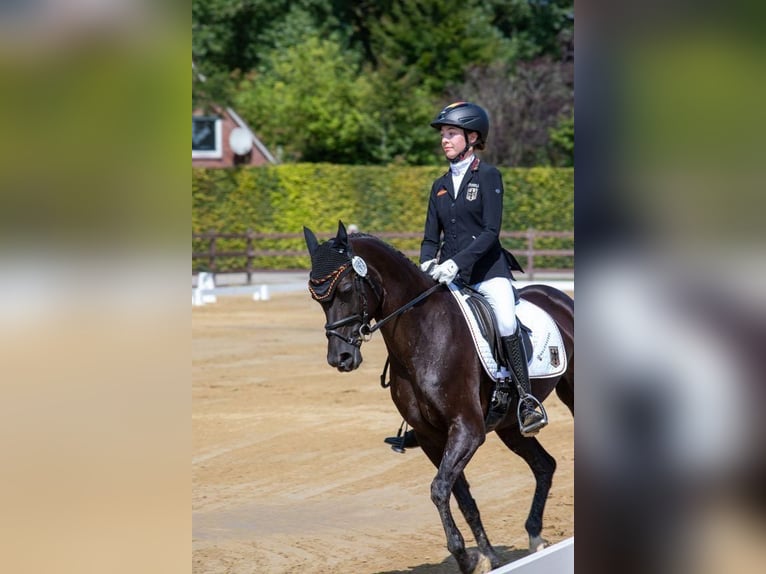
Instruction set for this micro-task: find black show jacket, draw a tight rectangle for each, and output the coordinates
[420,157,523,284]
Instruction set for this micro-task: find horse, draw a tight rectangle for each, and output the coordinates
[303,221,574,574]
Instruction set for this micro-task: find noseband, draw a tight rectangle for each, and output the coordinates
[320,264,380,348]
[323,271,444,350]
[310,248,442,349]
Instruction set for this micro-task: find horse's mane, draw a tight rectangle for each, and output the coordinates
[349,233,420,273]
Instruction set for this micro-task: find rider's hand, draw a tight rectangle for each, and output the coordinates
[431,259,459,285]
[420,259,437,274]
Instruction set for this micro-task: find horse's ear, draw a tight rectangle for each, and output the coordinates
[336,220,348,248]
[303,226,319,257]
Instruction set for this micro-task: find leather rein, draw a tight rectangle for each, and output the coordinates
[324,268,442,348]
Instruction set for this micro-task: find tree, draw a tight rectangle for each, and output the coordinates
[448,57,573,166]
[485,0,574,62]
[548,114,574,167]
[234,34,378,164]
[193,0,575,166]
[192,0,343,109]
[192,0,340,74]
[365,0,512,95]
[359,64,440,165]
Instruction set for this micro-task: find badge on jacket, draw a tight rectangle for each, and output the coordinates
[466,183,479,201]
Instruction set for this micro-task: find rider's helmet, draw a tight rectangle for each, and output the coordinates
[430,101,489,150]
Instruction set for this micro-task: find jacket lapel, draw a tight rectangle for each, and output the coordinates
[455,157,481,198]
[437,173,453,198]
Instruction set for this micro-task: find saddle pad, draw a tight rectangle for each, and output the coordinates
[448,283,568,380]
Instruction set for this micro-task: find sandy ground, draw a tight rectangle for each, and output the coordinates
[193,292,573,573]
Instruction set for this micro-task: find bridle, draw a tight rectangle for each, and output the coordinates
[321,260,442,348]
[323,268,380,348]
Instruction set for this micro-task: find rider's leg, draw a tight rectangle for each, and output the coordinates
[473,276,518,336]
[384,429,418,450]
[501,329,546,435]
[475,277,547,435]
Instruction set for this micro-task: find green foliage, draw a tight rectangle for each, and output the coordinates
[234,34,378,164]
[356,65,439,165]
[501,167,574,269]
[367,0,511,95]
[447,57,573,167]
[192,0,340,75]
[486,0,574,61]
[547,114,574,167]
[192,165,572,271]
[193,0,574,167]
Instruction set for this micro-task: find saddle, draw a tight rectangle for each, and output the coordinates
[448,283,567,432]
[462,285,533,364]
[448,283,567,381]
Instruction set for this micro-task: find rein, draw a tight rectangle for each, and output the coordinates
[324,273,442,347]
[364,283,442,336]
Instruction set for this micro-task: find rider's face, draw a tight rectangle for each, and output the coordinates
[440,126,474,160]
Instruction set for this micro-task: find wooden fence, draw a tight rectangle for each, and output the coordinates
[192,229,573,282]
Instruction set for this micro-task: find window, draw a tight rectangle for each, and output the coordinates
[192,116,222,159]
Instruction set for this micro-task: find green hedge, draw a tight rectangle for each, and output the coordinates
[192,164,573,271]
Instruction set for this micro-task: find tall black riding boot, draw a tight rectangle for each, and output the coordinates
[501,330,548,436]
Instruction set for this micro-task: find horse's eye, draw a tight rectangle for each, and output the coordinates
[338,281,354,295]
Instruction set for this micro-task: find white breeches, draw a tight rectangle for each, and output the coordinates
[471,276,517,336]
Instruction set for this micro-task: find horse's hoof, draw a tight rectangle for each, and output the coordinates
[469,551,492,574]
[528,535,550,553]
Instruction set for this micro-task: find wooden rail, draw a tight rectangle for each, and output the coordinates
[192,229,573,282]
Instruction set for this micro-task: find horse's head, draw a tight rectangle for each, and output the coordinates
[304,221,379,372]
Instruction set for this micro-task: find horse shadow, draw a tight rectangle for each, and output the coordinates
[374,546,530,573]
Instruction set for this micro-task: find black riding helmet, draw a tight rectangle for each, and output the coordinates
[430,101,489,151]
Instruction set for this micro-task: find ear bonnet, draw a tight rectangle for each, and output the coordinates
[308,237,354,301]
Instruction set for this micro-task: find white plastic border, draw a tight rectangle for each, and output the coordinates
[490,537,573,573]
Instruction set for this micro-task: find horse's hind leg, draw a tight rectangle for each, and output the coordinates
[453,472,502,569]
[495,427,557,552]
[555,369,574,416]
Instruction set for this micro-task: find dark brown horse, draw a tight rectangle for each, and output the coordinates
[304,222,574,574]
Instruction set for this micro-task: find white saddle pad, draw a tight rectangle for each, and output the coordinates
[448,283,568,380]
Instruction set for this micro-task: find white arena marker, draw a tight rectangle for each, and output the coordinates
[490,537,573,574]
[197,272,217,304]
[253,284,270,301]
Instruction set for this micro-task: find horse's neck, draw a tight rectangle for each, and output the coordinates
[373,263,428,316]
[352,240,428,313]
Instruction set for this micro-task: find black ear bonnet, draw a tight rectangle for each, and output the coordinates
[308,238,354,302]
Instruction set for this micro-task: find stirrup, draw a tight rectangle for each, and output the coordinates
[517,394,548,437]
[384,434,407,453]
[384,421,413,453]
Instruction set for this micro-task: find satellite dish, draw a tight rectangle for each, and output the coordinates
[229,127,253,155]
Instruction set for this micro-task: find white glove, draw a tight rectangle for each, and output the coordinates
[431,259,459,285]
[420,259,437,274]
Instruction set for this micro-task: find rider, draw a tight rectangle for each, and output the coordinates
[385,101,546,450]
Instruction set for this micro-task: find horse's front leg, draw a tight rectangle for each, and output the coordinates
[421,420,491,574]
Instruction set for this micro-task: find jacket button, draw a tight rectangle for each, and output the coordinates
[451,218,456,223]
